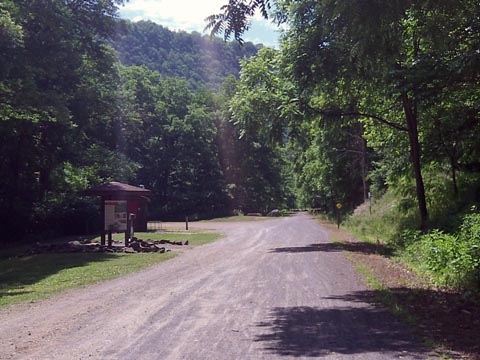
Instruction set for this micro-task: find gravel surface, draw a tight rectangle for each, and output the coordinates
[0,214,430,359]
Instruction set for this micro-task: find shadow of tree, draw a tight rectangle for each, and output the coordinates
[0,253,119,298]
[254,305,426,358]
[270,242,392,256]
[325,288,480,357]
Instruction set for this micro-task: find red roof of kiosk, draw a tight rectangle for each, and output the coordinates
[84,181,151,197]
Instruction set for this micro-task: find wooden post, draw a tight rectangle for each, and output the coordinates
[131,213,135,238]
[125,213,135,247]
[107,228,113,248]
[100,198,106,245]
[369,192,372,215]
[185,216,189,231]
[125,215,131,247]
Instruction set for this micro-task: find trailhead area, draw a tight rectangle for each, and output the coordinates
[0,214,428,359]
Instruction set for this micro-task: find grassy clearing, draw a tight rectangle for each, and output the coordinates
[0,252,175,307]
[202,215,271,222]
[0,230,223,307]
[93,231,222,246]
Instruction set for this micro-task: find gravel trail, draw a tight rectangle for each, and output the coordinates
[0,214,429,359]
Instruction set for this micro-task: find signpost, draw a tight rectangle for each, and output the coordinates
[104,200,128,232]
[83,182,152,248]
[336,202,342,229]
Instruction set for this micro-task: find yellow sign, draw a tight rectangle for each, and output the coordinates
[336,203,342,209]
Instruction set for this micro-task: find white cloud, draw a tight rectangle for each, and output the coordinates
[120,0,227,32]
[119,0,280,46]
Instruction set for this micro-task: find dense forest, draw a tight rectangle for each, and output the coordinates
[113,20,260,90]
[0,0,291,242]
[1,0,479,291]
[208,0,480,291]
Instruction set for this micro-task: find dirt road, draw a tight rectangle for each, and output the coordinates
[0,214,429,359]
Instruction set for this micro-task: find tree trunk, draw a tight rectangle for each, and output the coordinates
[361,136,368,203]
[450,156,459,197]
[402,92,428,231]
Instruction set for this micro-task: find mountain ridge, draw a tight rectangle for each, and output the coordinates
[113,20,262,90]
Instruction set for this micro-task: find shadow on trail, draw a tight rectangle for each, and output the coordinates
[0,253,120,300]
[325,288,480,357]
[254,305,426,358]
[270,242,392,256]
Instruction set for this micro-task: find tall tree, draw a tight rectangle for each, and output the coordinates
[209,0,480,230]
[0,0,126,238]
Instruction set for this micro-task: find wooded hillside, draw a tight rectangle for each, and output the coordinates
[113,20,260,89]
[0,1,293,243]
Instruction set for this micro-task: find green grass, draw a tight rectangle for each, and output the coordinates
[0,252,175,307]
[202,215,270,222]
[344,190,418,247]
[353,258,415,323]
[349,256,452,357]
[93,231,222,246]
[0,231,223,307]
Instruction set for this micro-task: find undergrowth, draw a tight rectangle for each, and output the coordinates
[345,177,480,296]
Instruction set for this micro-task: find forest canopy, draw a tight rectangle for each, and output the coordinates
[1,0,479,281]
[0,0,291,242]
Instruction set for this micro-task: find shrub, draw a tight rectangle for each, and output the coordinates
[408,212,480,289]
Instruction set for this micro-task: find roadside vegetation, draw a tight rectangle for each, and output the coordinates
[346,184,480,296]
[207,0,480,301]
[1,0,479,345]
[0,230,222,307]
[0,252,175,307]
[202,215,270,222]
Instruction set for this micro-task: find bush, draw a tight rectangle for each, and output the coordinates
[408,212,480,289]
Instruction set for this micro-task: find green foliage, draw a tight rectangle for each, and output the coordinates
[345,190,415,247]
[226,48,297,212]
[408,212,480,289]
[0,0,128,240]
[0,252,175,307]
[113,20,260,90]
[212,0,480,294]
[119,66,229,220]
[1,0,267,241]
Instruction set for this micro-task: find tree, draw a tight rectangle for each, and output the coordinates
[0,0,127,238]
[209,0,480,230]
[119,66,228,219]
[228,48,297,212]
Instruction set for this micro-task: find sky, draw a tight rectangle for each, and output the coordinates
[118,0,281,48]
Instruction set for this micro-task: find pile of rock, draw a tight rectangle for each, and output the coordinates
[29,237,189,255]
[31,241,118,254]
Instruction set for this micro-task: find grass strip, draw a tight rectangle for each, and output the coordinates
[351,257,416,324]
[0,231,223,307]
[0,252,175,307]
[93,231,222,246]
[201,215,270,222]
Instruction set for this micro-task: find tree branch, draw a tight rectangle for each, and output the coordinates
[305,104,408,132]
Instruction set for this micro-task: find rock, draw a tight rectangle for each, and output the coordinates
[130,241,141,251]
[267,209,280,217]
[183,240,189,246]
[124,247,136,253]
[154,245,166,253]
